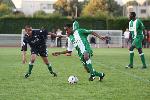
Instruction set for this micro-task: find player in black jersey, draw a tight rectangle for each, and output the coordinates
[22,25,59,78]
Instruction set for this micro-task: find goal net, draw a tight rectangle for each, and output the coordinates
[89,30,123,48]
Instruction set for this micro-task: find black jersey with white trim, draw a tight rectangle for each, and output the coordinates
[21,29,48,51]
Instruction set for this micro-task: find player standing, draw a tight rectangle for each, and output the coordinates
[126,12,147,69]
[22,25,58,78]
[52,24,105,81]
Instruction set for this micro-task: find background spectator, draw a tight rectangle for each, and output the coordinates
[123,28,130,48]
[56,28,62,47]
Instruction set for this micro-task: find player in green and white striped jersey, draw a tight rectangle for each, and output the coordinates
[65,20,80,56]
[52,24,105,81]
[126,12,147,69]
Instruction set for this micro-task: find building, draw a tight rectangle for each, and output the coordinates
[12,0,56,16]
[124,0,150,18]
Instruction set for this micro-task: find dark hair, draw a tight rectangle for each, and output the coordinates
[130,12,136,17]
[25,25,31,29]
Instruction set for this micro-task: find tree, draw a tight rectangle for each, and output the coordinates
[33,10,47,17]
[54,0,68,16]
[54,0,81,17]
[12,10,25,17]
[0,0,3,4]
[106,0,123,16]
[81,0,107,16]
[0,3,11,17]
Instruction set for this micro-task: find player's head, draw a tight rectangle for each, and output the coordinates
[25,25,32,36]
[64,23,73,36]
[129,12,136,20]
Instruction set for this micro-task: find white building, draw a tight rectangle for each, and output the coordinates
[124,0,150,18]
[12,0,56,16]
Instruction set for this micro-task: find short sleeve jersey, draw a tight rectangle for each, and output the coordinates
[129,19,145,39]
[67,29,93,58]
[21,29,48,51]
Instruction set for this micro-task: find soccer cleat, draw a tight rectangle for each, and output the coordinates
[50,71,57,77]
[89,75,95,81]
[25,73,30,78]
[142,65,147,69]
[99,73,105,81]
[125,64,133,68]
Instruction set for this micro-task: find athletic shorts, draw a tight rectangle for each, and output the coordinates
[31,47,48,57]
[131,36,143,49]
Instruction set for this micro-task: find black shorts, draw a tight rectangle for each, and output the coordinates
[31,47,48,57]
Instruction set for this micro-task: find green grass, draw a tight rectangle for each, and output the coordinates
[0,47,150,100]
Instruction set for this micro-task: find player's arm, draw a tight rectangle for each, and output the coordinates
[91,32,105,40]
[48,32,63,38]
[22,50,27,64]
[52,50,72,56]
[81,29,105,40]
[21,39,27,64]
[52,38,73,56]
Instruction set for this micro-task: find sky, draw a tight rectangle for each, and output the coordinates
[12,0,124,9]
[12,0,75,8]
[12,0,137,9]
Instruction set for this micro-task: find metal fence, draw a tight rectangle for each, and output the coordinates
[0,30,124,48]
[3,29,144,48]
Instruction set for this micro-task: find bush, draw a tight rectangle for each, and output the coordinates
[0,16,149,34]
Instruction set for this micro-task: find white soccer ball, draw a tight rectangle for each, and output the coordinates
[68,75,78,84]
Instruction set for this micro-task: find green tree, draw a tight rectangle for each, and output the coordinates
[54,0,82,17]
[0,0,3,4]
[33,10,47,17]
[106,0,123,16]
[81,0,107,16]
[0,3,11,17]
[54,0,68,16]
[12,10,25,17]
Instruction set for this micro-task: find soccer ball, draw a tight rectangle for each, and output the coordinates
[68,75,78,84]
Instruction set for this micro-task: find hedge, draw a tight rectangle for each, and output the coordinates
[0,16,150,34]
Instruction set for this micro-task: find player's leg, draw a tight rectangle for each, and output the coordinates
[25,54,37,78]
[136,38,147,68]
[83,52,94,75]
[40,48,57,77]
[138,48,147,68]
[81,60,90,73]
[126,40,135,68]
[83,52,105,81]
[41,57,57,77]
[135,37,147,68]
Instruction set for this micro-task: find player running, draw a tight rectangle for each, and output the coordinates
[22,25,58,78]
[52,24,105,81]
[126,12,147,69]
[65,20,80,56]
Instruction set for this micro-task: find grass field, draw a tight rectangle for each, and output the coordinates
[0,47,150,100]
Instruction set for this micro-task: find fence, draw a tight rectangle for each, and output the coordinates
[0,30,124,48]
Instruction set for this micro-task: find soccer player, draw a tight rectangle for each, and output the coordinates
[52,24,105,81]
[65,20,80,56]
[22,25,58,78]
[126,12,147,69]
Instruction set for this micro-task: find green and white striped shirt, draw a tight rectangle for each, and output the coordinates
[129,19,145,39]
[67,29,93,58]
